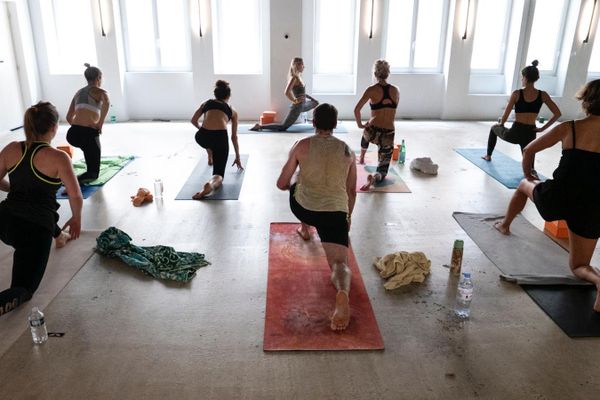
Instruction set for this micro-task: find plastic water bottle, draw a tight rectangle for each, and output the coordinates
[28,307,48,344]
[398,139,406,164]
[154,178,164,199]
[455,272,473,319]
[109,105,116,123]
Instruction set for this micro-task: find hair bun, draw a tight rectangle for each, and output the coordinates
[215,80,229,89]
[84,63,91,68]
[531,60,539,67]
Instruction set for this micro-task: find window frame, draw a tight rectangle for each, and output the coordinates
[470,0,514,74]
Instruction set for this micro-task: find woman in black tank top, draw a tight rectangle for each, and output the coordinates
[0,102,83,317]
[494,80,600,312]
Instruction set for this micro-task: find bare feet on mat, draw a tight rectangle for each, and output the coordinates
[481,155,491,161]
[250,123,261,132]
[55,229,72,248]
[594,286,600,312]
[360,174,375,191]
[330,290,350,331]
[296,225,310,241]
[358,156,365,165]
[494,221,510,235]
[192,182,212,200]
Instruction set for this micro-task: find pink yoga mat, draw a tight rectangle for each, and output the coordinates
[264,223,384,351]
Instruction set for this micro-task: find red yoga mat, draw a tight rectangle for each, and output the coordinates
[264,223,384,351]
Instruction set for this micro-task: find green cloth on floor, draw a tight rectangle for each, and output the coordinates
[96,227,210,282]
[73,156,134,186]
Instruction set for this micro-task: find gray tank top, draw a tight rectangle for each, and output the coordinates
[74,86,103,114]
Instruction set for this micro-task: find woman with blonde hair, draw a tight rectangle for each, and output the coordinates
[251,57,319,131]
[0,102,82,317]
[494,79,600,312]
[354,59,400,190]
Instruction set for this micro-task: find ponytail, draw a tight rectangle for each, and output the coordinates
[23,102,59,144]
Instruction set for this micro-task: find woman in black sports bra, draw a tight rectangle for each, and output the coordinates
[0,102,83,317]
[483,60,561,178]
[190,80,243,199]
[494,79,600,312]
[354,59,400,191]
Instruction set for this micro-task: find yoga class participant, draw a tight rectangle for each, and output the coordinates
[251,57,318,131]
[0,102,83,317]
[483,60,561,178]
[190,80,243,199]
[277,103,357,330]
[66,63,110,184]
[494,80,600,312]
[354,59,399,191]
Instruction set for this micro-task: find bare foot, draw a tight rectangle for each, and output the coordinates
[192,182,212,200]
[55,230,72,248]
[494,221,510,235]
[249,123,261,132]
[208,154,213,166]
[358,156,365,165]
[296,226,310,241]
[594,286,600,312]
[481,155,491,161]
[330,290,350,331]
[360,174,375,191]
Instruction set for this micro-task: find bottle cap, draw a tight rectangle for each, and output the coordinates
[453,240,464,249]
[462,272,471,278]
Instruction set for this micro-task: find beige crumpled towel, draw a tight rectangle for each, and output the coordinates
[373,251,431,290]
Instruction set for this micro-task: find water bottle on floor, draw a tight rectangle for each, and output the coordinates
[398,139,406,164]
[29,307,48,344]
[455,272,473,319]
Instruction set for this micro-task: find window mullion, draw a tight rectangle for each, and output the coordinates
[410,0,418,70]
[152,0,161,69]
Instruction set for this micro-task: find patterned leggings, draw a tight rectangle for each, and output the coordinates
[361,125,395,181]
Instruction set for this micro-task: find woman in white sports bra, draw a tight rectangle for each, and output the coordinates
[66,63,110,184]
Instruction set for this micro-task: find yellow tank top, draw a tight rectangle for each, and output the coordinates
[295,135,350,212]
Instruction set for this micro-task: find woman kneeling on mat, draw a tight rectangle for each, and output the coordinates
[277,103,357,330]
[483,60,561,179]
[191,80,243,199]
[250,57,318,132]
[66,63,110,184]
[354,59,400,191]
[0,102,83,317]
[494,79,600,312]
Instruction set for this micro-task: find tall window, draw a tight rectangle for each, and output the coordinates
[470,0,512,72]
[384,0,448,72]
[589,29,600,75]
[525,0,569,74]
[211,0,263,74]
[40,0,97,74]
[121,0,191,72]
[313,0,359,93]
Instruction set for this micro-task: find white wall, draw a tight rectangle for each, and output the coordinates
[11,0,600,123]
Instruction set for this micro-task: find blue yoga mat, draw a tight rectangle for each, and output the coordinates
[57,185,102,200]
[237,122,347,134]
[455,148,545,189]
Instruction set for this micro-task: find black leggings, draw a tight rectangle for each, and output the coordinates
[67,125,101,183]
[487,122,537,170]
[195,128,229,177]
[0,212,53,317]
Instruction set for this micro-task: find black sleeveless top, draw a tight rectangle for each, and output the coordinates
[200,99,232,121]
[0,142,61,233]
[370,84,397,110]
[514,89,543,114]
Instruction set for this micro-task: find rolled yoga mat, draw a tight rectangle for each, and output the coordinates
[357,152,411,193]
[454,148,545,189]
[453,212,600,337]
[237,122,348,134]
[175,154,248,200]
[264,222,384,351]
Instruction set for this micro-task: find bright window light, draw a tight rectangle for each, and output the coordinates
[40,0,97,74]
[413,0,446,69]
[212,0,263,74]
[589,23,600,74]
[526,0,568,73]
[471,0,511,71]
[384,0,413,69]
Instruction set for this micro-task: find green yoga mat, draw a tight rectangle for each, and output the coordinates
[73,156,134,186]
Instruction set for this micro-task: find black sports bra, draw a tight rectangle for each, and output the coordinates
[514,89,543,114]
[370,84,397,110]
[201,99,232,121]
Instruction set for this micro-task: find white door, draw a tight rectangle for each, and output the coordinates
[0,3,24,133]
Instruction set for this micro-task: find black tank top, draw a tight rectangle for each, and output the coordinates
[370,84,397,110]
[0,142,61,232]
[514,89,543,114]
[201,99,232,120]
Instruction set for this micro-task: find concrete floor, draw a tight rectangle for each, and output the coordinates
[0,120,598,399]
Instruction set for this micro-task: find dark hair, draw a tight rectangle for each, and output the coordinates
[313,103,338,131]
[23,102,59,143]
[576,79,600,116]
[84,63,102,82]
[521,60,539,83]
[214,80,231,101]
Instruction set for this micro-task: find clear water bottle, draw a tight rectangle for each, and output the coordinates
[398,139,406,164]
[154,178,163,199]
[109,104,116,123]
[28,307,48,344]
[455,272,473,319]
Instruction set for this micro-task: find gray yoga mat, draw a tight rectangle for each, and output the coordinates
[175,154,248,200]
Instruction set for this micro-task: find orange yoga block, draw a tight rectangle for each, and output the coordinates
[545,220,569,238]
[57,145,73,158]
[392,144,400,161]
[262,111,277,119]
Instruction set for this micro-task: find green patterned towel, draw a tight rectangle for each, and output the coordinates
[96,227,210,282]
[73,156,134,186]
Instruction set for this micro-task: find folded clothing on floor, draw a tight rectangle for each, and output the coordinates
[373,251,431,290]
[410,157,438,175]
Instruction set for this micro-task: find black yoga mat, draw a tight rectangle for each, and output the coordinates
[175,154,248,200]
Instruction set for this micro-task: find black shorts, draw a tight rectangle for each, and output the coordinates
[289,184,349,247]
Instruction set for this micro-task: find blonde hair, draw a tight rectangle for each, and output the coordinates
[288,57,304,82]
[23,102,59,144]
[373,59,390,81]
